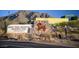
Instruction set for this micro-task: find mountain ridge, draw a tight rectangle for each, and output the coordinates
[0,10,52,34]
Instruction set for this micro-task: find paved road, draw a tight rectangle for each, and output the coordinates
[0,40,74,48]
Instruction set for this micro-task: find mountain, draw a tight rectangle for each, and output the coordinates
[61,14,78,21]
[0,10,51,24]
[0,10,51,34]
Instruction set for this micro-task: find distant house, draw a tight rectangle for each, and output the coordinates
[36,18,69,24]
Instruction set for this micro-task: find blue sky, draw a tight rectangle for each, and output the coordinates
[0,10,79,18]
